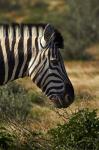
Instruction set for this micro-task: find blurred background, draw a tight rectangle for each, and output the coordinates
[0,0,99,60]
[0,0,99,149]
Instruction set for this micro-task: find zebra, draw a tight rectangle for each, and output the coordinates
[0,23,74,108]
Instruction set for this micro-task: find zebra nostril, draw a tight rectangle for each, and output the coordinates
[64,83,75,106]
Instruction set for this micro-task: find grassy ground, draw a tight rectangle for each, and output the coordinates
[14,44,99,132]
[0,56,98,149]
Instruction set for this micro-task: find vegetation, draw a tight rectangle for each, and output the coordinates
[49,109,99,150]
[62,0,99,59]
[0,0,99,149]
[0,126,16,150]
[0,109,99,150]
[0,82,32,122]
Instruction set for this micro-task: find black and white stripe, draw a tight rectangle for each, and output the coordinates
[0,23,74,108]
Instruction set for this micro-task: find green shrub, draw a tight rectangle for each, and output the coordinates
[0,82,32,122]
[49,109,99,150]
[28,91,45,106]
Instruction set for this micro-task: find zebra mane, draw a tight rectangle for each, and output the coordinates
[0,23,64,49]
[54,28,64,49]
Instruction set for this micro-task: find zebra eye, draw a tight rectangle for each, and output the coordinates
[50,58,59,65]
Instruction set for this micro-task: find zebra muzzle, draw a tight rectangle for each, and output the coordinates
[50,92,74,109]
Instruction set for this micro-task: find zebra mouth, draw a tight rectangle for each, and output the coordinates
[50,94,74,108]
[50,96,63,108]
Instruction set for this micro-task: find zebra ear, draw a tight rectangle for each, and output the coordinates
[40,24,55,48]
[43,24,55,43]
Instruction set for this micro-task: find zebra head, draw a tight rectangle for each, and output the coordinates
[29,24,74,108]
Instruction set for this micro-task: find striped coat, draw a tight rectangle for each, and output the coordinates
[0,23,74,108]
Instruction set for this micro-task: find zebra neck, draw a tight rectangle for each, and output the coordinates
[0,37,32,85]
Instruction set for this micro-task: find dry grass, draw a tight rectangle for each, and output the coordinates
[15,59,99,131]
[15,44,99,131]
[66,60,99,113]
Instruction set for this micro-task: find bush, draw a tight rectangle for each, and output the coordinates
[28,91,45,106]
[49,109,99,150]
[0,82,32,122]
